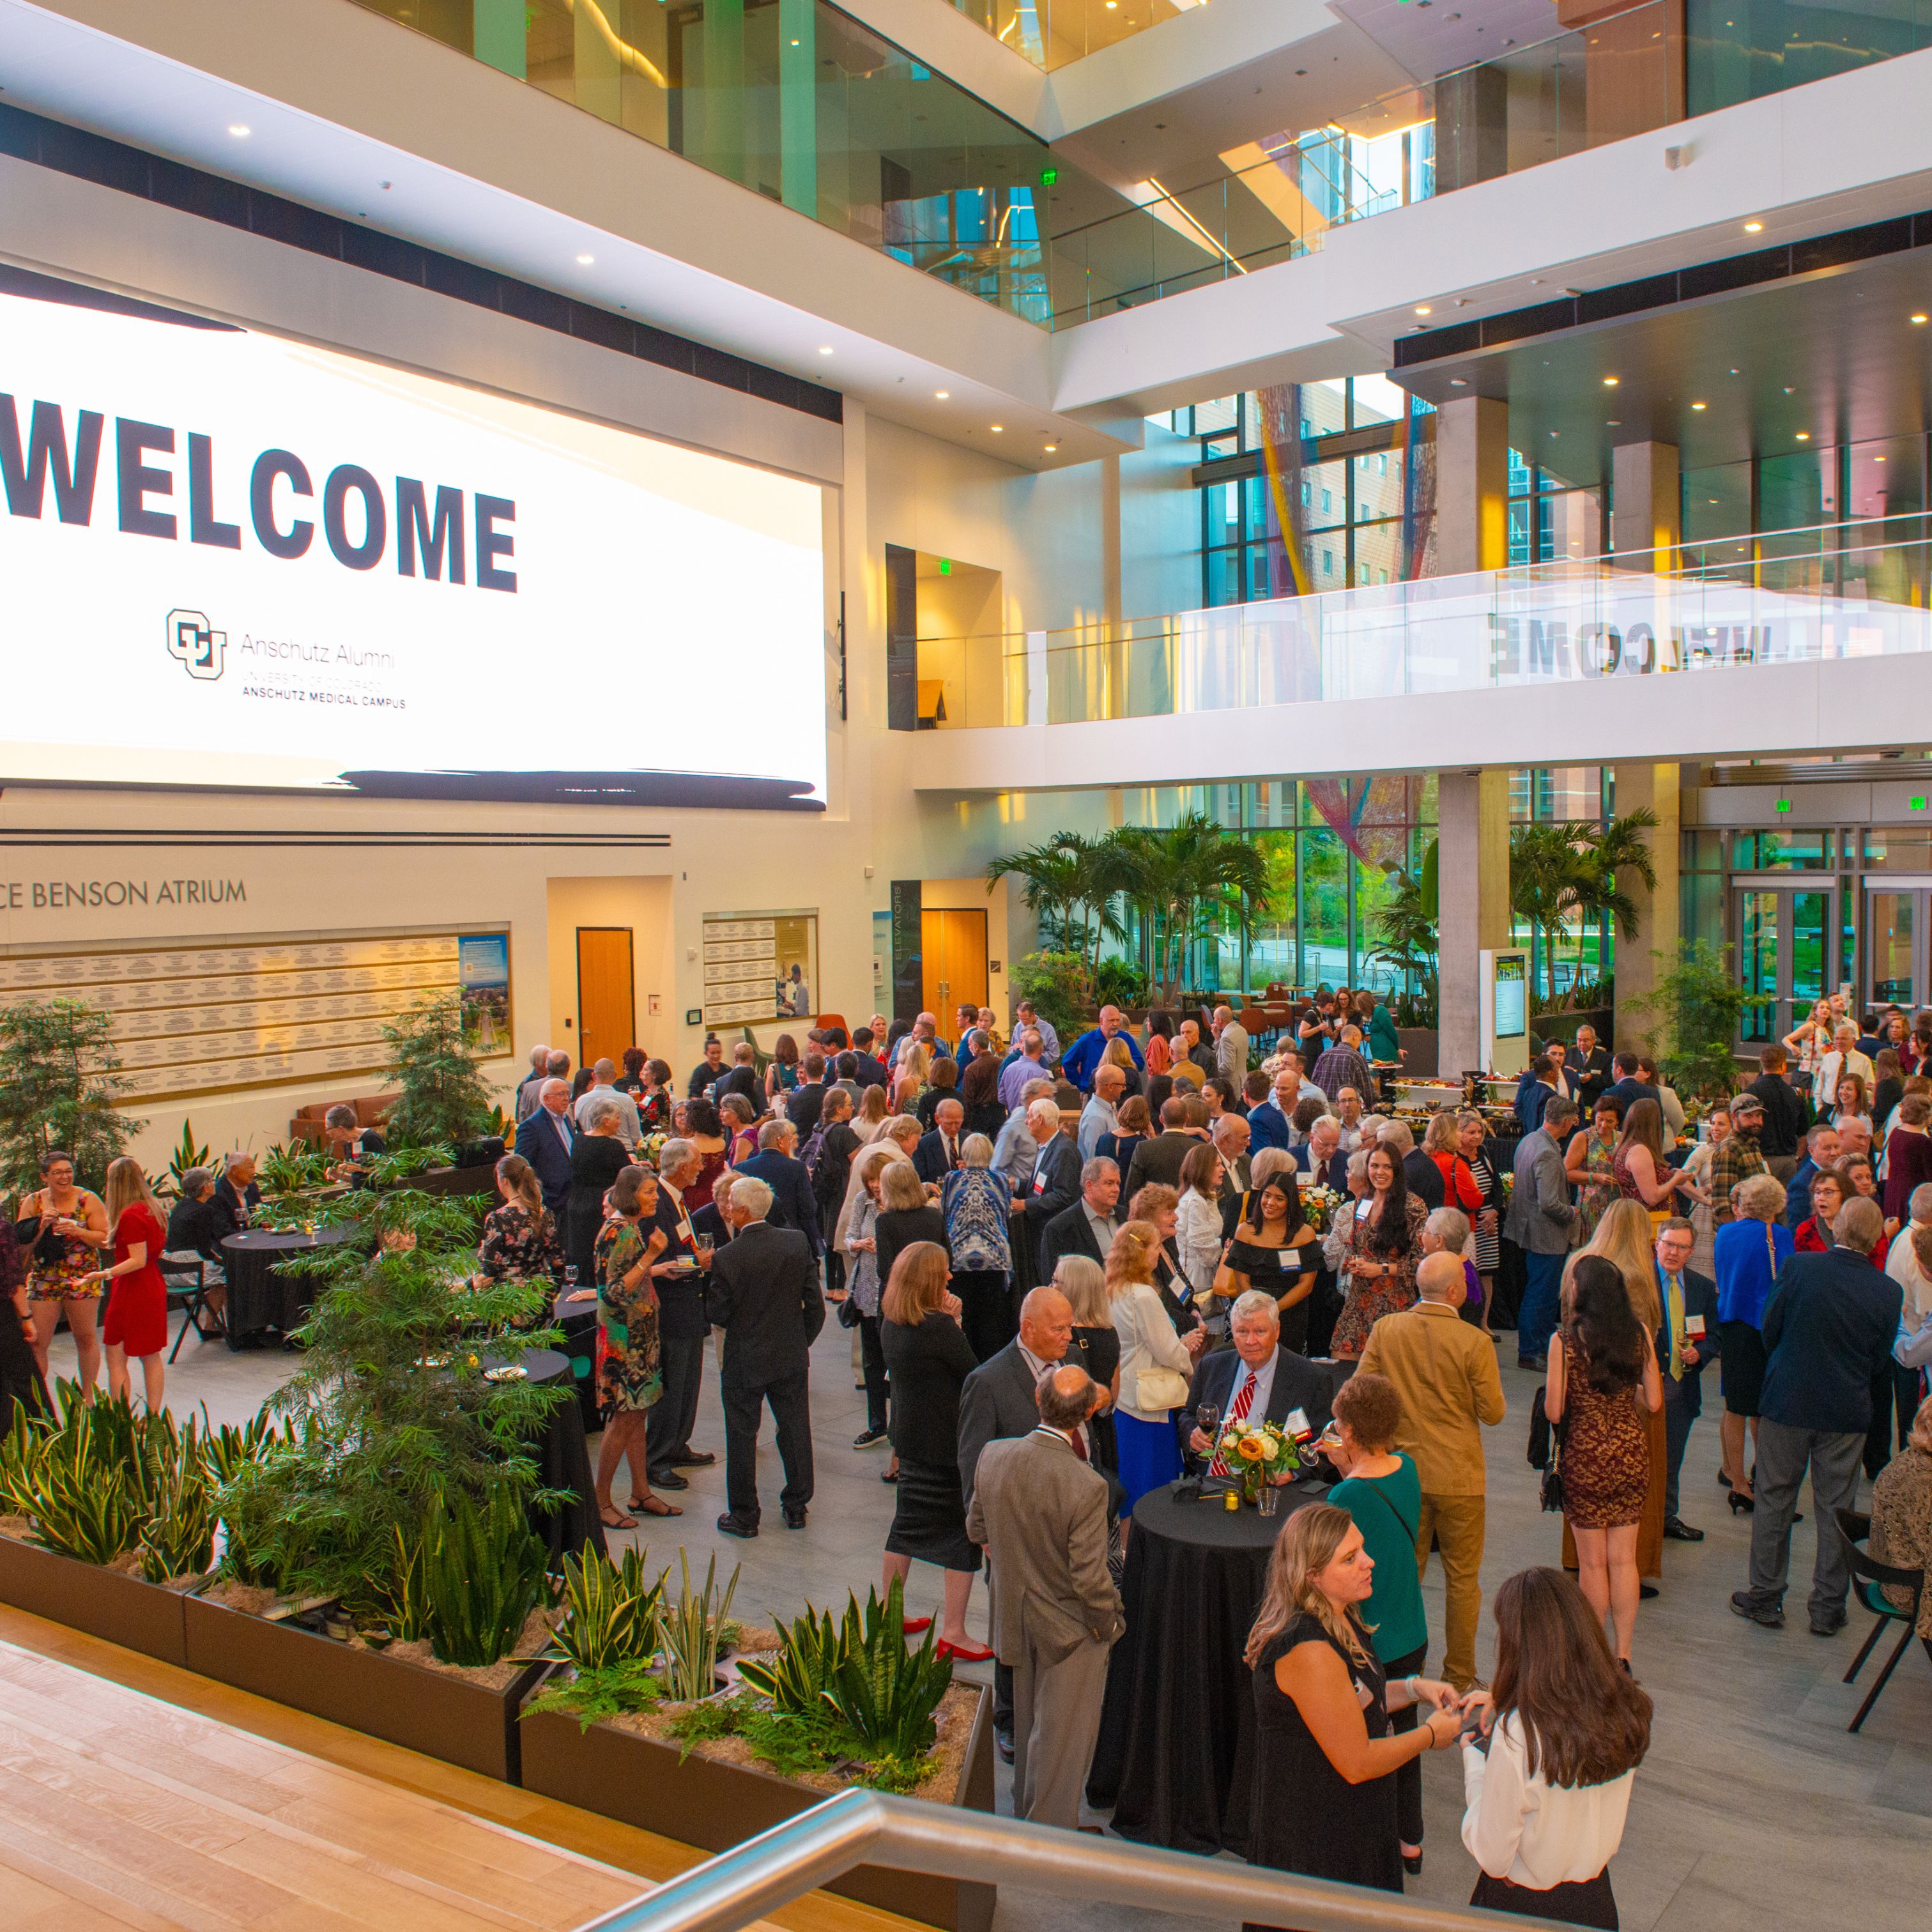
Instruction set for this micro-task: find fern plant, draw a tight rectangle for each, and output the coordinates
[654,1550,739,1703]
[552,1545,666,1673]
[419,1485,551,1668]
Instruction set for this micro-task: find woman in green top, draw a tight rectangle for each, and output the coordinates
[1322,1368,1430,1874]
[1359,991,1404,1065]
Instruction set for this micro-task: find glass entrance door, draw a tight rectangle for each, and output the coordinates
[1735,884,1836,1046]
[1867,888,1926,1008]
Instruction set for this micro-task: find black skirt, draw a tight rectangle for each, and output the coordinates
[885,1457,981,1572]
[1719,1319,1767,1417]
[1471,1869,1617,1929]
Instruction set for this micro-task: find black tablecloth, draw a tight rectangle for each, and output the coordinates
[220,1227,351,1345]
[1087,1476,1323,1852]
[484,1345,606,1565]
[552,1289,604,1436]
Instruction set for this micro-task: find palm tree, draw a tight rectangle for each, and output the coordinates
[1510,821,1588,1008]
[985,833,1124,997]
[1570,809,1660,973]
[985,839,1085,957]
[1105,814,1274,1001]
[1367,862,1438,990]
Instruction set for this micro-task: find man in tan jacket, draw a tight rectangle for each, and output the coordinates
[966,1363,1123,1829]
[1356,1250,1506,1690]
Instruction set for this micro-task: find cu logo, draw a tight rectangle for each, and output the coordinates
[165,608,227,681]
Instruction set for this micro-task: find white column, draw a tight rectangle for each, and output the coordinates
[1437,769,1512,1075]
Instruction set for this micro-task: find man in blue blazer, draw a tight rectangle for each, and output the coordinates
[512,1078,576,1215]
[1651,1218,1720,1541]
[730,1117,822,1258]
[1732,1197,1903,1634]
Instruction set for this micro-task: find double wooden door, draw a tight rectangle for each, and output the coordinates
[921,909,987,1018]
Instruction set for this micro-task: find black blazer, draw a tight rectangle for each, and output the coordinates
[703,1220,825,1388]
[729,1149,822,1255]
[1039,1200,1114,1281]
[1019,1134,1083,1261]
[208,1177,261,1244]
[1402,1148,1445,1211]
[876,1204,947,1289]
[1182,1344,1334,1475]
[1761,1248,1903,1434]
[956,1338,1041,1503]
[913,1128,967,1185]
[1124,1131,1197,1199]
[164,1195,226,1262]
[564,1132,631,1278]
[1599,1076,1650,1122]
[1569,1046,1611,1110]
[690,1202,733,1248]
[882,1312,979,1466]
[514,1107,577,1214]
[1657,1266,1719,1420]
[785,1082,826,1140]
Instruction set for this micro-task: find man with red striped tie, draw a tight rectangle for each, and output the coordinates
[1184,1290,1335,1477]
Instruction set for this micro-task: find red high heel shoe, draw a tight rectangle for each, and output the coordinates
[937,1638,995,1663]
[901,1616,934,1635]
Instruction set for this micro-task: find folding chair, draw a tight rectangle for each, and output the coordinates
[1834,1506,1927,1733]
[162,1250,225,1361]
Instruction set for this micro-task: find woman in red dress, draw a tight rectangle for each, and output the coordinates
[82,1158,171,1413]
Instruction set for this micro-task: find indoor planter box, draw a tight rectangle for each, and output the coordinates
[518,1672,997,1932]
[0,1530,194,1666]
[182,1588,548,1782]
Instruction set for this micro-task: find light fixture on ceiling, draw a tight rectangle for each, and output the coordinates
[1691,401,1706,410]
[1045,442,1059,452]
[818,346,834,356]
[1795,431,1810,441]
[1448,377,1469,387]
[1915,314,1929,325]
[576,252,594,264]
[990,424,1004,433]
[228,123,250,137]
[1876,454,1887,462]
[1602,376,1619,387]
[1414,305,1431,316]
[1744,220,1763,233]
[935,390,949,399]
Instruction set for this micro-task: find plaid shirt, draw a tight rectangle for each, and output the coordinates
[1707,1128,1767,1225]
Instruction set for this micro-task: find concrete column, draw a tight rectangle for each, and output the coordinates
[1610,762,1681,1051]
[1436,396,1510,576]
[1438,769,1513,1076]
[1611,441,1681,573]
[1435,63,1508,192]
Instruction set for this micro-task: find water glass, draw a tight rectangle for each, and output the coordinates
[1257,1483,1282,1518]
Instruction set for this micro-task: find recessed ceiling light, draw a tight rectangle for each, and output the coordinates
[228,123,250,137]
[1744,220,1763,233]
[1795,431,1810,441]
[576,252,594,264]
[1448,377,1469,387]
[1914,314,1929,325]
[1602,376,1619,387]
[1691,401,1706,410]
[1414,305,1431,316]
[990,425,1004,433]
[818,346,834,356]
[935,390,949,399]
[1876,454,1887,462]
[1044,443,1059,452]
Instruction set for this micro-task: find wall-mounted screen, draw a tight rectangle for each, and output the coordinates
[1492,955,1527,1040]
[0,273,827,808]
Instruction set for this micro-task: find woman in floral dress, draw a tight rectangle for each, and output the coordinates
[593,1165,680,1528]
[1331,1144,1427,1357]
[476,1154,565,1325]
[17,1148,111,1396]
[1565,1096,1623,1246]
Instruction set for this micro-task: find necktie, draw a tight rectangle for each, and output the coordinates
[1209,1368,1257,1477]
[946,1138,958,1169]
[1070,1428,1088,1462]
[1664,1271,1686,1381]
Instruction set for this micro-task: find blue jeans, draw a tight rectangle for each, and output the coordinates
[1517,1250,1567,1365]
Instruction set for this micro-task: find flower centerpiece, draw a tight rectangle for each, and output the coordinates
[1298,1183,1344,1234]
[1211,1416,1301,1505]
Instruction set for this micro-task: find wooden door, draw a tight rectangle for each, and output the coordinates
[576,928,635,1071]
[921,909,988,1018]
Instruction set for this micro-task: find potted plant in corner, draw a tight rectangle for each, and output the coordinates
[379,990,505,1197]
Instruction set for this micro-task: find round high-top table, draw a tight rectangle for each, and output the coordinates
[1086,1476,1324,1855]
[220,1226,352,1346]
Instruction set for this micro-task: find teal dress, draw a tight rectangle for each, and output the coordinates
[1366,1008,1402,1063]
[1328,1453,1427,1664]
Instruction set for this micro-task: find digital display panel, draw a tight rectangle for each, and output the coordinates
[0,275,827,807]
[1493,954,1528,1039]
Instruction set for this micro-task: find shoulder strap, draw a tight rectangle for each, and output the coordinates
[1348,1470,1420,1547]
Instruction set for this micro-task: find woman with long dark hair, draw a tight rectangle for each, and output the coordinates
[957,1052,1006,1143]
[1545,1255,1663,1666]
[1460,1568,1652,1927]
[1240,1503,1460,1929]
[1332,1142,1425,1357]
[1214,1167,1319,1354]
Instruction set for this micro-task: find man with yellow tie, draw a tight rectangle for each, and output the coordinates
[1653,1218,1721,1544]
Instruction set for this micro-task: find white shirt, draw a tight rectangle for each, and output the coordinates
[574,1084,641,1145]
[1221,1351,1276,1427]
[1885,1224,1932,1330]
[1462,1714,1634,1891]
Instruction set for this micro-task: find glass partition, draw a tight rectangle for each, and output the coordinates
[948,0,1192,70]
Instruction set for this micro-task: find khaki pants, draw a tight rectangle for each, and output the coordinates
[1012,1636,1112,1830]
[1416,1492,1487,1690]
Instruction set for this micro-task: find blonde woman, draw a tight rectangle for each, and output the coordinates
[1055,1253,1119,1468]
[1782,997,1835,1095]
[1243,1503,1461,1899]
[78,1158,169,1413]
[854,1083,891,1143]
[1712,1171,1792,1508]
[1107,1220,1206,1517]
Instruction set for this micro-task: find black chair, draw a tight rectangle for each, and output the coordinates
[1834,1506,1926,1733]
[161,1250,224,1361]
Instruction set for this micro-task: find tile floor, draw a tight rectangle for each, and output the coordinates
[56,1317,1932,1932]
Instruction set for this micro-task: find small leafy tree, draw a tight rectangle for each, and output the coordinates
[381,990,493,1149]
[1625,939,1747,1101]
[0,997,144,1195]
[1008,951,1088,1043]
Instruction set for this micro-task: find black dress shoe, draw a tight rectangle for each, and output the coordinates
[783,1505,808,1529]
[716,1512,758,1539]
[1662,1517,1705,1542]
[671,1449,717,1468]
[1639,1583,1659,1600]
[1810,1609,1848,1637]
[1729,1591,1783,1629]
[649,1470,690,1491]
[853,1427,889,1449]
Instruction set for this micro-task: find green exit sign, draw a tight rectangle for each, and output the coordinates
[1912,796,1928,811]
[1775,799,1791,813]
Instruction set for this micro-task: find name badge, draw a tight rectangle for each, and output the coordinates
[1284,1407,1311,1439]
[1032,1170,1048,1194]
[1278,1249,1296,1271]
[1685,1313,1706,1339]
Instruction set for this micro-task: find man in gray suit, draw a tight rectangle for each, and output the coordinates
[1503,1093,1579,1370]
[967,1363,1123,1830]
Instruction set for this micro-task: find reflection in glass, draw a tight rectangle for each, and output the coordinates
[1869,893,1914,1006]
[1740,890,1779,1044]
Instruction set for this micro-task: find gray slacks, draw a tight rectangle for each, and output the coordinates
[1011,1635,1112,1830]
[1745,1418,1864,1623]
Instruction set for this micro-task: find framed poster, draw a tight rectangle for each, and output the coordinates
[458,933,512,1053]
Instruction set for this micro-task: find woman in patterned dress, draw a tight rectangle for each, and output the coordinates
[17,1149,111,1396]
[939,1134,1013,1361]
[1565,1098,1623,1245]
[475,1154,565,1322]
[1545,1254,1663,1668]
[1457,1110,1506,1324]
[1332,1143,1427,1358]
[592,1165,680,1529]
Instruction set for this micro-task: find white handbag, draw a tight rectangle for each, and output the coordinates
[1135,1366,1192,1411]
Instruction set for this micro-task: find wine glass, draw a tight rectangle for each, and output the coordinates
[564,1264,579,1292]
[1195,1400,1220,1459]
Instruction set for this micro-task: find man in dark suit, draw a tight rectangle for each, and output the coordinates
[1011,1100,1082,1277]
[1568,1025,1611,1112]
[1181,1291,1333,1475]
[1733,1197,1903,1634]
[730,1119,821,1257]
[512,1078,577,1216]
[1124,1096,1200,1199]
[914,1098,968,1184]
[1039,1159,1121,1280]
[1745,1045,1811,1170]
[712,1042,762,1110]
[1652,1218,1719,1542]
[1598,1052,1649,1123]
[703,1176,825,1536]
[848,1028,889,1090]
[785,1053,828,1140]
[1514,1055,1561,1136]
[210,1153,263,1244]
[689,1169,738,1249]
[645,1138,718,1494]
[1291,1116,1349,1195]
[1384,1121,1444,1211]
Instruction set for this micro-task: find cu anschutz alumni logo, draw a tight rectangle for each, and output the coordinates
[165,608,226,681]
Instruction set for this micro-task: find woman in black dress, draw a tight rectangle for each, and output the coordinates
[565,1094,633,1284]
[957,1053,1006,1144]
[1241,1504,1461,1931]
[0,1216,49,1429]
[1214,1171,1320,1354]
[879,1241,990,1660]
[1052,1254,1119,1473]
[875,1160,947,1287]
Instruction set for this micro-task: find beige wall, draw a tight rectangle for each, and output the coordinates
[544,875,675,1066]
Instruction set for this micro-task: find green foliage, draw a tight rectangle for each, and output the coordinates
[253,1142,332,1226]
[654,1549,740,1703]
[523,1657,666,1731]
[417,1485,551,1668]
[1366,863,1438,992]
[1006,952,1088,1045]
[0,997,144,1195]
[551,1545,666,1673]
[1090,956,1148,1011]
[1625,939,1747,1101]
[1105,813,1275,1002]
[1510,812,1658,1006]
[217,1185,564,1608]
[382,990,494,1149]
[737,1601,846,1715]
[155,1120,214,1202]
[138,1465,215,1584]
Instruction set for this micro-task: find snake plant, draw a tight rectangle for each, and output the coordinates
[817,1578,953,1762]
[551,1545,666,1673]
[419,1485,550,1667]
[654,1550,740,1703]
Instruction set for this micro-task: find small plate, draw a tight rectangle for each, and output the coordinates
[484,1363,528,1383]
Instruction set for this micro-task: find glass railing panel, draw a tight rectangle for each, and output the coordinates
[949,0,1193,72]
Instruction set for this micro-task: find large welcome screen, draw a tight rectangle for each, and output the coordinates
[0,277,828,807]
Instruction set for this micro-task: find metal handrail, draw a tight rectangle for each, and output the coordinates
[575,1788,1569,1932]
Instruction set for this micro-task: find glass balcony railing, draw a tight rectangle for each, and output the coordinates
[913,518,1932,729]
[948,0,1194,71]
[347,2,1932,326]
